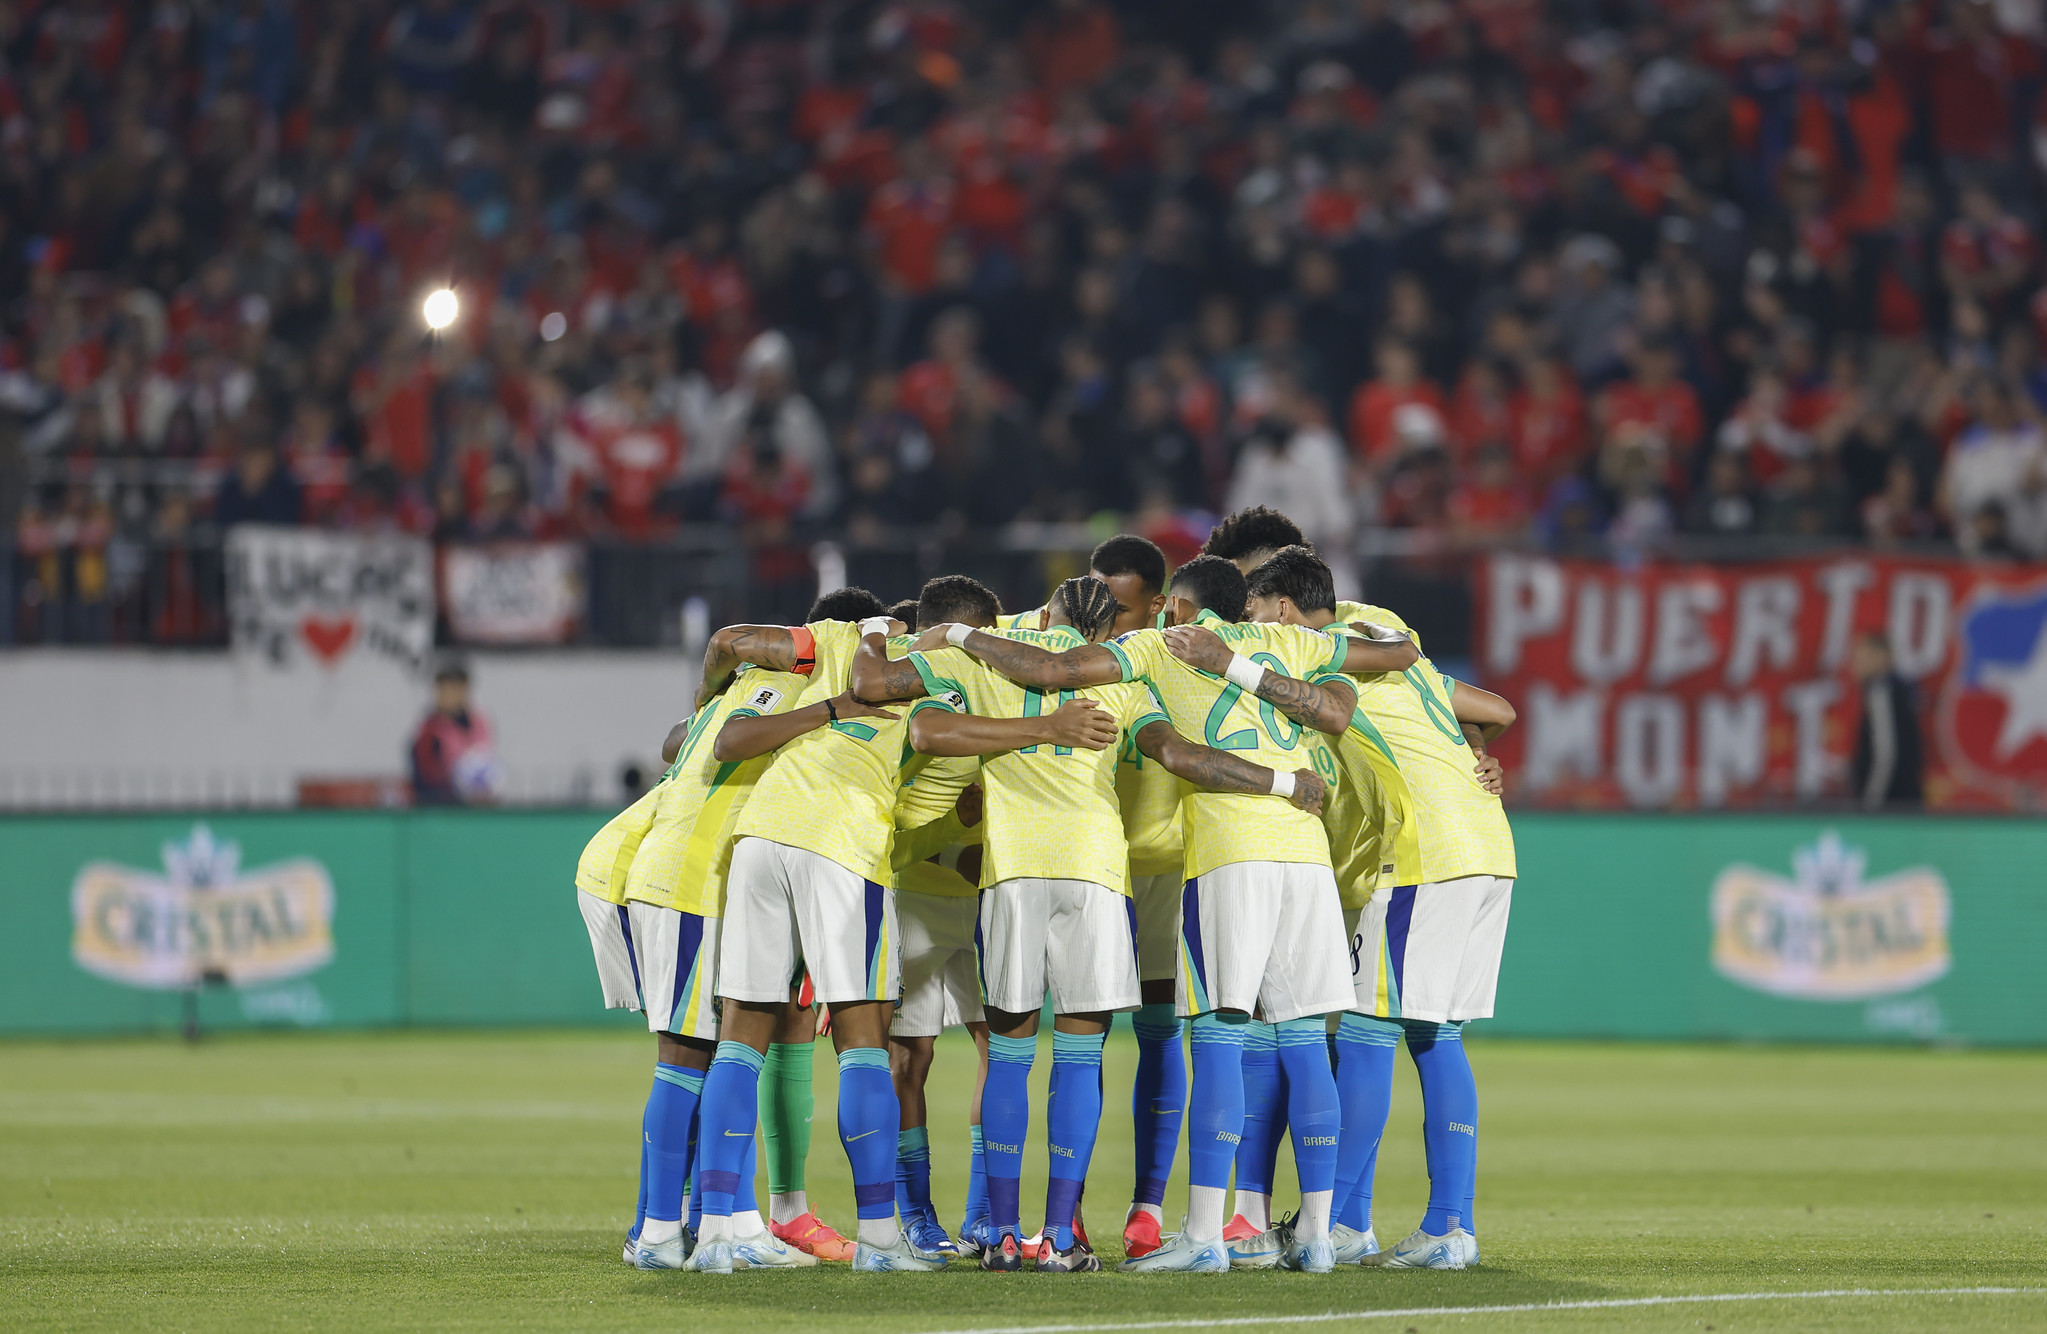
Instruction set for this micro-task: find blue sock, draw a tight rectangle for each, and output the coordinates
[1274,1018,1339,1198]
[1404,1021,1478,1236]
[895,1125,932,1225]
[697,1043,763,1220]
[963,1124,989,1236]
[644,1062,703,1225]
[1045,1030,1105,1249]
[1129,1004,1185,1209]
[1334,1013,1400,1232]
[736,1121,759,1218]
[836,1047,901,1222]
[1234,1022,1286,1209]
[982,1033,1036,1236]
[1186,1014,1247,1192]
[687,1136,702,1233]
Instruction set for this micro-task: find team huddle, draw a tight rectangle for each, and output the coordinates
[574,505,1518,1275]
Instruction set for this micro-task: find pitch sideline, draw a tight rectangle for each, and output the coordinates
[928,1286,2043,1334]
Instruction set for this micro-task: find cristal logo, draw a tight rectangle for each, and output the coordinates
[1710,832,1950,1002]
[71,825,334,990]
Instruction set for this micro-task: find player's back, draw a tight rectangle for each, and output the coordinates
[732,622,915,881]
[626,667,806,914]
[575,782,665,906]
[1105,614,1343,879]
[1336,635,1516,885]
[913,629,1166,892]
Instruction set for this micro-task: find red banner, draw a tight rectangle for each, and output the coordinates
[1477,555,2047,811]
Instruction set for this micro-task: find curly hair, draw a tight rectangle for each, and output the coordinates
[1168,554,1249,624]
[1055,575,1121,641]
[916,574,1001,631]
[1089,534,1168,594]
[1201,506,1308,563]
[808,586,887,621]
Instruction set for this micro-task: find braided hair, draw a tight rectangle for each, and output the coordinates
[1055,575,1121,642]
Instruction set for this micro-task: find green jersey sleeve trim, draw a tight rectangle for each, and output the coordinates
[907,651,961,704]
[1347,707,1399,767]
[1104,638,1137,681]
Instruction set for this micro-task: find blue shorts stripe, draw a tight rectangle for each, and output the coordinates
[863,880,885,996]
[1180,878,1208,1001]
[616,904,643,997]
[670,911,705,1025]
[1385,884,1419,1008]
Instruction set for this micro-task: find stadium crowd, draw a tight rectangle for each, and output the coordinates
[6,0,2047,643]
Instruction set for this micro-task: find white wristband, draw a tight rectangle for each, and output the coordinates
[859,617,892,638]
[1224,653,1267,693]
[946,622,974,648]
[1270,769,1296,799]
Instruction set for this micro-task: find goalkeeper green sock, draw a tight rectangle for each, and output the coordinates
[760,1041,815,1224]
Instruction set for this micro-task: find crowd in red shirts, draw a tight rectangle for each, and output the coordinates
[6,0,2047,642]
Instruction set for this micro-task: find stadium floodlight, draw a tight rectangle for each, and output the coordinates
[422,288,459,331]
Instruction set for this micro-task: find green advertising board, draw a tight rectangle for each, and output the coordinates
[0,810,2039,1043]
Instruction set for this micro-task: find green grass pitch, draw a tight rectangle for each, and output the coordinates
[2,1030,2042,1333]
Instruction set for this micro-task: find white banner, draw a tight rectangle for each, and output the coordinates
[226,526,434,669]
[441,543,585,645]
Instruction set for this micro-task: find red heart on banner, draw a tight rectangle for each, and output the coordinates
[300,615,358,663]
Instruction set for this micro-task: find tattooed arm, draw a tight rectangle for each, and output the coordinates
[849,625,927,702]
[1133,721,1325,814]
[697,624,799,708]
[932,626,1125,690]
[1159,625,1358,737]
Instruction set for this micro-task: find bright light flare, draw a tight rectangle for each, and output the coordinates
[422,288,459,331]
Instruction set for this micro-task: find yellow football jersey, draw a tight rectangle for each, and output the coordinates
[1321,729,1400,911]
[625,668,807,915]
[1335,601,1420,657]
[1116,734,1186,878]
[730,622,914,883]
[575,783,665,906]
[999,606,1046,631]
[911,631,1170,894]
[891,753,982,897]
[1326,628,1516,884]
[1104,611,1345,880]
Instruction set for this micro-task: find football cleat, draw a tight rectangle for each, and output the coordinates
[682,1238,734,1274]
[1122,1209,1164,1259]
[1118,1227,1229,1274]
[1464,1233,1481,1267]
[632,1233,688,1270]
[1329,1224,1380,1265]
[852,1232,947,1272]
[1379,1226,1475,1270]
[1280,1233,1335,1273]
[978,1231,1024,1271]
[623,1233,638,1265]
[731,1225,818,1268]
[1227,1223,1286,1269]
[902,1212,960,1262]
[1221,1213,1262,1242]
[770,1211,855,1262]
[1071,1202,1090,1251]
[1036,1238,1102,1273]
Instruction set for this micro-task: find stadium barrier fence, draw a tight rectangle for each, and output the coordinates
[2,809,2037,1045]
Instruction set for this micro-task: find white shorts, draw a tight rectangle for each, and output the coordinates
[629,901,722,1041]
[1178,861,1351,1022]
[719,838,900,1006]
[892,891,985,1037]
[577,889,642,1010]
[1130,872,1182,983]
[979,877,1141,1017]
[1346,875,1514,1024]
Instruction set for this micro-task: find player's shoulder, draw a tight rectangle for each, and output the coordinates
[1000,606,1045,631]
[730,666,804,716]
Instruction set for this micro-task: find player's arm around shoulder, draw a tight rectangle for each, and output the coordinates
[711,689,899,762]
[918,622,1126,690]
[1132,719,1325,815]
[1159,622,1358,738]
[698,623,807,706]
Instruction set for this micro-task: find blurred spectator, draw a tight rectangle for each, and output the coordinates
[1850,632,1923,810]
[213,445,301,528]
[410,660,500,806]
[1940,381,2047,557]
